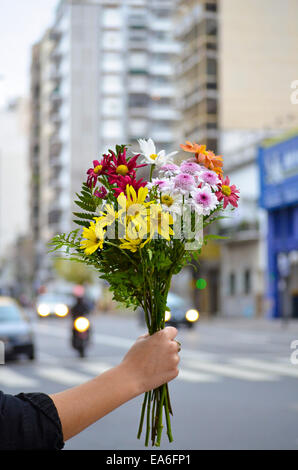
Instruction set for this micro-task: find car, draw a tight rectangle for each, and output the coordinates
[35,292,74,318]
[0,297,35,361]
[138,292,199,329]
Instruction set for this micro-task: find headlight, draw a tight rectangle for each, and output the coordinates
[74,316,90,332]
[55,303,69,317]
[37,304,50,317]
[165,310,171,322]
[185,309,199,322]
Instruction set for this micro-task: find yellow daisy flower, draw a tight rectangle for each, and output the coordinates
[80,221,105,255]
[96,203,118,229]
[147,204,174,241]
[117,185,153,227]
[119,221,151,253]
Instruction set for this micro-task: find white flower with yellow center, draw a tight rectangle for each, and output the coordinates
[160,190,183,218]
[136,138,177,167]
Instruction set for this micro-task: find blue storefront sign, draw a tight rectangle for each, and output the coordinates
[258,132,298,318]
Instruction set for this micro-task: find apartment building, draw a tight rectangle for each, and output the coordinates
[29,0,178,283]
[175,0,218,153]
[175,0,220,316]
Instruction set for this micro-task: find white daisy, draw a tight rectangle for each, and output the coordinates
[136,138,178,166]
[160,190,183,218]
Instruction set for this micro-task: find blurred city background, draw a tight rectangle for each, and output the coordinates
[0,0,298,450]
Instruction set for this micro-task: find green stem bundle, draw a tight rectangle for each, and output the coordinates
[136,244,184,446]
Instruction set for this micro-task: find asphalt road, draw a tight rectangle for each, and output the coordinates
[0,313,298,450]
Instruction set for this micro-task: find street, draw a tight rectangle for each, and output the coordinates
[0,313,298,450]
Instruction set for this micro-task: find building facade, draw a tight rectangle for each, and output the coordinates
[218,0,298,317]
[259,132,298,319]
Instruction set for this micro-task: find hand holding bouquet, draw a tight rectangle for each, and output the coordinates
[50,138,239,446]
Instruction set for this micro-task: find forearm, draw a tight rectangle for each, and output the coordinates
[50,364,139,441]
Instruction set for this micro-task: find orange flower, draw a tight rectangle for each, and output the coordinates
[196,150,223,175]
[180,141,224,175]
[180,141,206,154]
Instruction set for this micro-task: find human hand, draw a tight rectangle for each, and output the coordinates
[120,327,180,395]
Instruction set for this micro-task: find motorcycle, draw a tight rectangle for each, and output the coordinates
[72,316,90,358]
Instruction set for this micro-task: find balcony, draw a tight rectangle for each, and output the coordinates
[150,85,175,98]
[151,129,175,143]
[149,108,180,121]
[149,41,180,55]
[149,63,173,76]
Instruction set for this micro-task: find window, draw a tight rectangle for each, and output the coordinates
[243,269,251,295]
[129,52,147,69]
[207,98,217,114]
[102,75,123,93]
[205,3,217,12]
[206,18,217,36]
[102,97,123,117]
[129,93,148,108]
[102,120,124,139]
[102,53,123,72]
[207,58,217,76]
[102,8,122,28]
[102,31,123,50]
[228,272,236,296]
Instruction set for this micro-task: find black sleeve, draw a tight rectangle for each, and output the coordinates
[0,391,64,450]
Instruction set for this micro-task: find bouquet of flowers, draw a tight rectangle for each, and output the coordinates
[50,138,239,446]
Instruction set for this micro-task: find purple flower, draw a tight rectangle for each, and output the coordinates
[159,163,180,176]
[192,187,218,215]
[179,161,200,175]
[199,170,220,187]
[173,173,195,192]
[193,189,212,207]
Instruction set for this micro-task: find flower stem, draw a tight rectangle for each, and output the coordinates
[149,164,155,182]
[145,391,152,447]
[164,385,173,442]
[155,385,166,446]
[137,391,148,439]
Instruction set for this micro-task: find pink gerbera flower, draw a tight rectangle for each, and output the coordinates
[173,173,195,193]
[179,161,201,175]
[159,163,180,176]
[215,175,240,209]
[199,170,220,189]
[192,186,218,215]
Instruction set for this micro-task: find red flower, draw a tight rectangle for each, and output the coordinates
[106,148,147,184]
[94,186,108,199]
[86,155,111,188]
[113,175,147,198]
[215,175,240,209]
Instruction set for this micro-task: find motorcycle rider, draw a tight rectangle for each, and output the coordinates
[70,285,91,320]
[70,285,92,355]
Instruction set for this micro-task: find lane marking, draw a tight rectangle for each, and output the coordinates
[177,368,219,383]
[79,361,112,376]
[0,367,39,387]
[34,366,92,386]
[232,358,298,378]
[184,359,278,381]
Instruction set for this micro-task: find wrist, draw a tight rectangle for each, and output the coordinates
[116,361,143,398]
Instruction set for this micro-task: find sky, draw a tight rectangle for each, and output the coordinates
[0,0,59,107]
